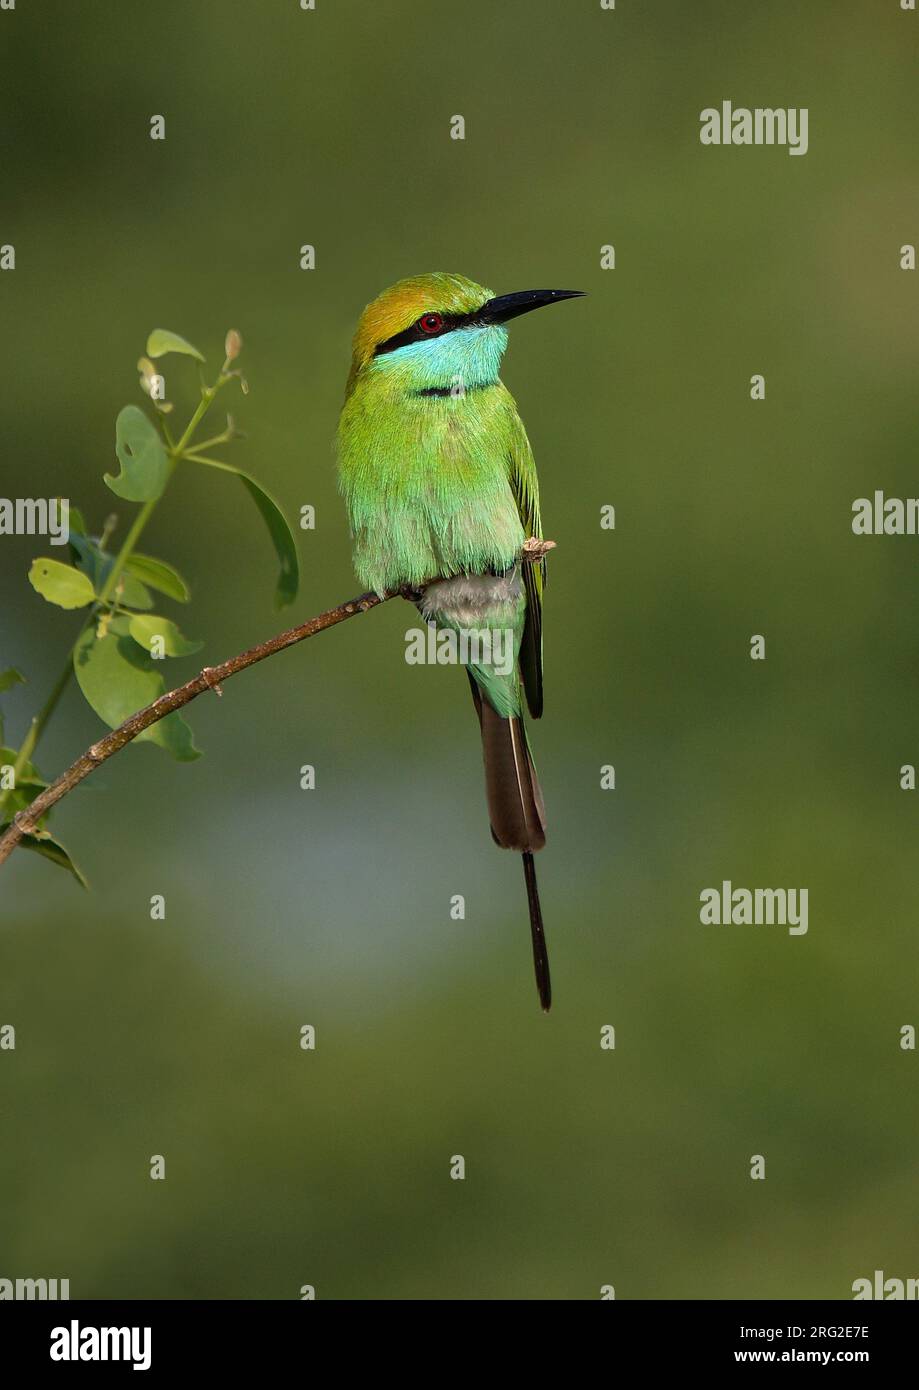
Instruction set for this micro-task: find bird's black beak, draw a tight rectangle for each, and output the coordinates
[478,289,585,325]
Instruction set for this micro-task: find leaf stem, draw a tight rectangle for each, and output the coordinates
[170,378,226,459]
[12,651,80,768]
[186,426,233,455]
[5,368,230,798]
[181,452,226,467]
[0,613,92,818]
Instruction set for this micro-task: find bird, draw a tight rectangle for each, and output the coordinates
[337,273,582,1011]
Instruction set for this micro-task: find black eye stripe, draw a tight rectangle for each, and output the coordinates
[373,306,485,357]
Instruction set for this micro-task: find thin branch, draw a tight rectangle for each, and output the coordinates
[0,539,555,873]
[0,589,392,869]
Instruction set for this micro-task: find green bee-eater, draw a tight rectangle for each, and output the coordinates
[338,273,582,1011]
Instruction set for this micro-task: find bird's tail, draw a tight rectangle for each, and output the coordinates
[478,699,546,854]
[522,850,551,1013]
[469,677,551,1011]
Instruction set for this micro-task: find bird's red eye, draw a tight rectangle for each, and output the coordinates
[418,312,443,335]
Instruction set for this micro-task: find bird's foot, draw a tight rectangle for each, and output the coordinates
[521,537,557,564]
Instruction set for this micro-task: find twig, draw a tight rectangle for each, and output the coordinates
[0,589,390,868]
[0,541,555,873]
[0,365,237,823]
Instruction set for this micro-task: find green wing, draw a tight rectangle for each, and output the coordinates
[507,412,545,719]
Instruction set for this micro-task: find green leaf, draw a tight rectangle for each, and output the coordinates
[0,668,25,694]
[28,558,96,609]
[68,530,103,587]
[125,553,190,603]
[3,826,89,888]
[73,628,200,762]
[0,746,43,784]
[59,500,86,536]
[192,458,299,608]
[128,614,203,657]
[1,783,49,827]
[146,329,205,363]
[0,746,47,824]
[106,406,169,502]
[114,574,154,610]
[240,475,299,608]
[69,534,153,609]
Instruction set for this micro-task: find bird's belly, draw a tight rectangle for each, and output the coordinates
[350,473,524,595]
[420,570,523,629]
[419,569,526,719]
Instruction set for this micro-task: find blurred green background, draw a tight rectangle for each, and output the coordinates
[1,0,918,1299]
